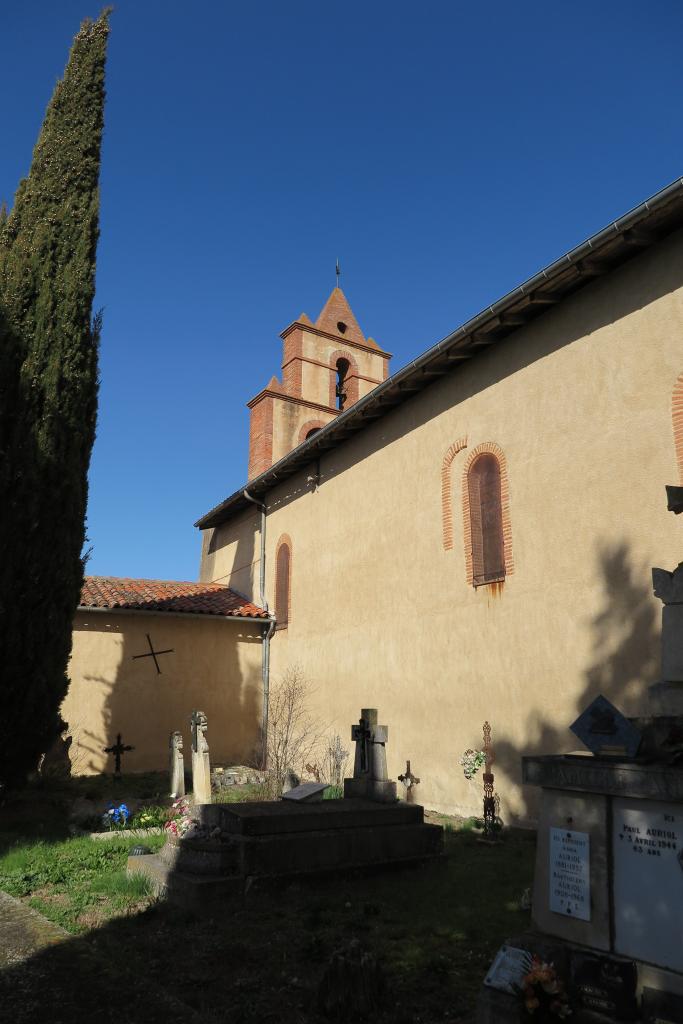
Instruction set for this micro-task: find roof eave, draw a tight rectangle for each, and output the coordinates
[195,176,683,530]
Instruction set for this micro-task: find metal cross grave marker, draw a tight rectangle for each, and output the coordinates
[398,759,420,803]
[132,633,174,674]
[104,732,134,775]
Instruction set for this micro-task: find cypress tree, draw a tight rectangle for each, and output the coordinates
[0,11,110,790]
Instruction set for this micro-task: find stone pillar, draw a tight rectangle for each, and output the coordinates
[190,710,212,805]
[169,731,185,799]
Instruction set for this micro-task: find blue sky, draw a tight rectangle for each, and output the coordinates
[2,1,682,581]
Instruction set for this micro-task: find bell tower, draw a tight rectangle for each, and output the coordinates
[247,287,391,479]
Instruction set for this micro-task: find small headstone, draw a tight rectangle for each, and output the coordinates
[570,695,642,759]
[282,769,300,794]
[190,710,211,804]
[169,730,185,798]
[281,782,328,803]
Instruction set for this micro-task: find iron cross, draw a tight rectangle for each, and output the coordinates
[104,733,134,775]
[132,633,174,674]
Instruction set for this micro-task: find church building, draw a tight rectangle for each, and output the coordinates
[196,178,683,823]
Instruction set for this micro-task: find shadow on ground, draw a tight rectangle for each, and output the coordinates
[0,827,535,1024]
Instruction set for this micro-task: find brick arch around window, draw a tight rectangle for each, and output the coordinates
[328,349,360,410]
[441,437,468,550]
[673,373,683,482]
[274,534,292,629]
[461,442,514,586]
[298,419,326,445]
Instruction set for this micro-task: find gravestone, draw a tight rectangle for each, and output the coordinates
[129,705,442,910]
[169,731,185,798]
[344,708,397,802]
[478,483,683,1023]
[190,710,211,804]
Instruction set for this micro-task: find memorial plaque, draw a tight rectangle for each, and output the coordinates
[613,797,683,973]
[569,950,637,1021]
[549,828,590,921]
[483,944,532,994]
[570,694,641,759]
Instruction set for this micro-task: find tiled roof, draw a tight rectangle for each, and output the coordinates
[80,577,269,619]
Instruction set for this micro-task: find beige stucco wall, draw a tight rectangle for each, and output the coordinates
[201,230,683,824]
[63,610,263,775]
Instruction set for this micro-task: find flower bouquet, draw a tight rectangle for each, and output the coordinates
[519,956,571,1020]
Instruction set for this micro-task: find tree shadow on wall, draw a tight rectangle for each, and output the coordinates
[70,611,262,781]
[492,540,661,824]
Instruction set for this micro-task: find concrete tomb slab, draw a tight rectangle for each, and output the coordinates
[129,797,442,911]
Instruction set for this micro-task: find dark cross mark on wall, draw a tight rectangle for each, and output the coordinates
[104,733,134,775]
[132,633,174,674]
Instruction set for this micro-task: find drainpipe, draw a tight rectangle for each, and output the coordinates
[243,489,274,767]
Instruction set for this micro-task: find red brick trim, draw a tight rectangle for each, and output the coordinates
[248,396,274,481]
[441,437,468,550]
[298,419,327,444]
[280,320,393,359]
[673,373,683,482]
[248,389,337,415]
[274,533,292,630]
[461,442,514,586]
[328,349,360,409]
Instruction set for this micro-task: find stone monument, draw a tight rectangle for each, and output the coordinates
[478,485,683,1024]
[190,710,211,805]
[169,731,185,799]
[129,704,442,911]
[344,708,397,802]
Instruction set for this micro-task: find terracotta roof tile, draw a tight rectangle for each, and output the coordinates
[80,577,268,619]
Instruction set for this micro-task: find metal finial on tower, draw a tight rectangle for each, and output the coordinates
[336,258,341,289]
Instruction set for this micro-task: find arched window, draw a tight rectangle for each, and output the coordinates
[335,358,350,411]
[275,539,291,627]
[305,427,321,440]
[467,453,505,586]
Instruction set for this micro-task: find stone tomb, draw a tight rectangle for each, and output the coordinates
[478,486,683,1024]
[129,706,442,911]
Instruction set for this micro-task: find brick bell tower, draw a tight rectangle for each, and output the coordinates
[247,287,391,480]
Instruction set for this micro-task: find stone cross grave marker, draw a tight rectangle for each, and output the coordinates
[169,730,185,798]
[344,708,397,803]
[570,694,642,759]
[190,710,212,804]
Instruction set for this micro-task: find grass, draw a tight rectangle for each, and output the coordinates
[0,833,166,933]
[0,776,536,1022]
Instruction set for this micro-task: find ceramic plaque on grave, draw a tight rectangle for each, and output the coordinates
[612,797,683,973]
[570,695,642,759]
[549,828,590,921]
[569,950,637,1021]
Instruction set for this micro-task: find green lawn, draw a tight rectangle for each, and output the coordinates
[0,778,536,1022]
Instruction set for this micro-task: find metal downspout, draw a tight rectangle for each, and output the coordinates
[243,489,273,766]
